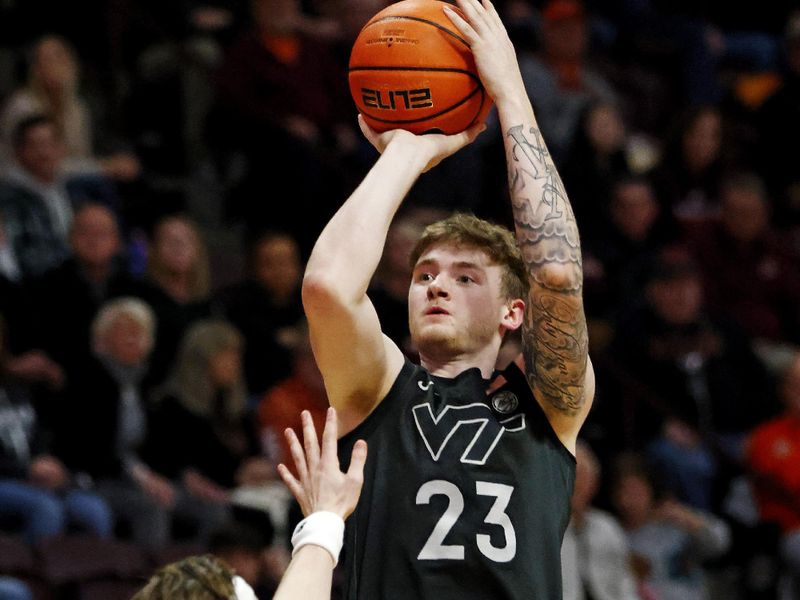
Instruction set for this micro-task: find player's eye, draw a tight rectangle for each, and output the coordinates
[457,275,474,284]
[417,272,434,282]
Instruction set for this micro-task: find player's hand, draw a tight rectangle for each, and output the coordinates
[443,0,525,106]
[358,114,485,172]
[278,407,367,520]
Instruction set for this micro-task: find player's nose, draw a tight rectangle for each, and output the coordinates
[426,277,449,299]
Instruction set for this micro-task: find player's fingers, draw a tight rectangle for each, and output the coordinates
[277,463,308,512]
[321,406,338,466]
[357,114,382,150]
[448,121,487,153]
[346,439,368,485]
[482,0,504,30]
[443,4,478,44]
[301,410,321,470]
[285,427,309,483]
[453,0,488,31]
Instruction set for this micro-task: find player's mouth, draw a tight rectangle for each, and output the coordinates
[426,306,450,316]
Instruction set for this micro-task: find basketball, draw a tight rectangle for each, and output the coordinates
[349,0,492,135]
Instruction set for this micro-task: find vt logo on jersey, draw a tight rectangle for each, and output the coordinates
[413,402,525,465]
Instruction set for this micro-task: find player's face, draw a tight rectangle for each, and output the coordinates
[408,244,511,358]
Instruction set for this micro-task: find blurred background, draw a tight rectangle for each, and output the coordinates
[0,0,799,598]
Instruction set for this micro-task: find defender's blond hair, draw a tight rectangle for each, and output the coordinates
[132,554,235,600]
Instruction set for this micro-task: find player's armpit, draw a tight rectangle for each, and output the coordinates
[304,283,405,436]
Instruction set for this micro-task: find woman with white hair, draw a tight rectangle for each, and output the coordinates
[54,296,176,552]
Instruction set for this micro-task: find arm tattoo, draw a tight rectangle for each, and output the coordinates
[506,124,588,416]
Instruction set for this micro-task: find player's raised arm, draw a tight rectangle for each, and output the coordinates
[445,0,593,451]
[302,118,484,434]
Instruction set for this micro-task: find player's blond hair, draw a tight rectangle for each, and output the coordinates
[409,213,528,301]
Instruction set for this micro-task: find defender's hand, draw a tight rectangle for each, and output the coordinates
[443,0,525,106]
[278,407,367,520]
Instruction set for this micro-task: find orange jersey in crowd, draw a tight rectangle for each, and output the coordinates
[747,415,800,532]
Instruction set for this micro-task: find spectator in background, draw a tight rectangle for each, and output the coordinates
[561,102,631,245]
[147,321,272,545]
[757,13,800,229]
[136,214,211,389]
[0,35,140,181]
[54,298,173,552]
[517,0,618,162]
[687,173,800,347]
[583,175,676,321]
[31,202,141,372]
[612,454,731,600]
[215,231,304,397]
[259,323,327,473]
[652,105,730,223]
[209,522,281,599]
[368,214,428,356]
[213,0,355,248]
[0,115,117,279]
[747,352,800,596]
[561,441,639,600]
[0,316,112,544]
[610,246,778,509]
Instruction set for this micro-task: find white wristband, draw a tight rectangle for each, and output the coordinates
[291,511,345,566]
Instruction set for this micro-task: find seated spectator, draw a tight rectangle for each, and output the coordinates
[757,16,800,228]
[147,321,272,544]
[259,323,327,472]
[561,102,631,245]
[135,214,211,389]
[368,215,427,357]
[610,246,778,509]
[652,105,730,223]
[583,175,677,320]
[687,173,800,346]
[0,35,140,180]
[0,115,117,280]
[213,0,355,248]
[31,202,141,371]
[612,454,731,600]
[747,351,800,596]
[215,231,304,397]
[54,297,174,552]
[209,522,281,599]
[561,441,639,600]
[517,0,618,162]
[0,316,112,544]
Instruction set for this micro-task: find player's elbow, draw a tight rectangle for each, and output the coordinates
[302,272,339,313]
[536,263,582,293]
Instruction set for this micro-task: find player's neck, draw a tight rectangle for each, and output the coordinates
[419,346,498,380]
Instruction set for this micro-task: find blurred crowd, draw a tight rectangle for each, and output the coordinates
[0,0,799,598]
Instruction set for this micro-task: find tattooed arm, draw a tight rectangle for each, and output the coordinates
[446,0,594,451]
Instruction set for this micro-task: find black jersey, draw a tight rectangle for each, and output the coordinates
[338,359,576,600]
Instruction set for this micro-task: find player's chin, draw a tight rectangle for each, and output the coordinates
[414,326,461,354]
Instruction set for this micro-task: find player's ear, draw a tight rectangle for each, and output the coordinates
[501,298,525,332]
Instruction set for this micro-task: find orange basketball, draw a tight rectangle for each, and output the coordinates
[349,0,492,135]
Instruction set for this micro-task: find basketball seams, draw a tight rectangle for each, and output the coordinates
[348,66,481,86]
[363,15,470,49]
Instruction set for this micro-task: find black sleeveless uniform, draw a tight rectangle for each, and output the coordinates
[338,359,576,600]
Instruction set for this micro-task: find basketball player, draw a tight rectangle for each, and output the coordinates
[302,0,595,597]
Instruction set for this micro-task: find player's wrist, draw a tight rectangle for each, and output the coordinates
[291,510,346,567]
